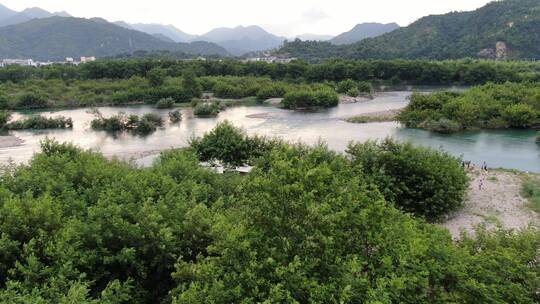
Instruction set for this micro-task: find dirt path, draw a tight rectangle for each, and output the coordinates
[442,169,540,239]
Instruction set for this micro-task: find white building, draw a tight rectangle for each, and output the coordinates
[80,56,96,63]
[1,59,36,67]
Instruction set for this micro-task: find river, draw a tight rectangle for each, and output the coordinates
[0,91,538,172]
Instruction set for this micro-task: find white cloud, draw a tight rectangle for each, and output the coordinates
[1,0,493,37]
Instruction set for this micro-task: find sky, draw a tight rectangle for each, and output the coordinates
[1,0,493,37]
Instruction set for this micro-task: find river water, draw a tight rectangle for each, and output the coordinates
[1,91,538,172]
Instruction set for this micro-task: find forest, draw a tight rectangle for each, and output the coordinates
[276,0,540,61]
[0,122,538,303]
[0,59,538,112]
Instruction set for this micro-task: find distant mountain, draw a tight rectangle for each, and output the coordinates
[330,22,399,45]
[129,23,197,43]
[0,17,229,60]
[113,21,133,29]
[295,33,334,41]
[0,6,72,27]
[199,25,285,55]
[0,3,16,20]
[277,0,540,61]
[152,33,175,43]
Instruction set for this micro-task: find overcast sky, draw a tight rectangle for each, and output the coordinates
[2,0,492,37]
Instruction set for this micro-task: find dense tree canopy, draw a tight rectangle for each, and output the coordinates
[0,131,537,303]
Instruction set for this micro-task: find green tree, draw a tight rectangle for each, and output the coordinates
[503,103,538,128]
[182,69,202,99]
[147,67,166,87]
[347,138,469,221]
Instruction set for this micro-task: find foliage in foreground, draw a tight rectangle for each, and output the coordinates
[190,121,278,166]
[399,82,540,132]
[0,136,538,303]
[347,139,469,221]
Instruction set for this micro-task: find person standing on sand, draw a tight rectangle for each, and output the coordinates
[478,177,484,190]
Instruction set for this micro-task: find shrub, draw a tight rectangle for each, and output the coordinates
[190,121,277,166]
[282,88,338,109]
[282,90,315,109]
[147,67,166,86]
[156,97,175,109]
[182,69,202,99]
[357,81,374,94]
[193,102,222,117]
[91,114,125,132]
[168,110,182,123]
[256,84,288,101]
[347,138,469,221]
[336,79,357,93]
[502,103,537,128]
[6,115,73,130]
[213,83,243,99]
[347,87,360,97]
[485,117,509,129]
[314,88,339,107]
[0,94,10,109]
[418,118,462,133]
[135,114,163,134]
[90,111,162,134]
[0,110,11,128]
[399,83,540,131]
[17,93,48,109]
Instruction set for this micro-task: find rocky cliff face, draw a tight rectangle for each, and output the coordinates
[478,41,508,60]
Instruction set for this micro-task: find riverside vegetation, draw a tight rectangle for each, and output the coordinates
[0,111,73,131]
[90,110,164,135]
[0,59,540,111]
[399,82,540,133]
[0,122,538,303]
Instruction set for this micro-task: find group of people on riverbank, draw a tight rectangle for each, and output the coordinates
[462,161,489,190]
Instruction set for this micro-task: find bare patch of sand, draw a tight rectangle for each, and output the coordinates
[441,169,540,239]
[246,113,271,119]
[345,109,404,123]
[339,95,373,104]
[0,135,24,148]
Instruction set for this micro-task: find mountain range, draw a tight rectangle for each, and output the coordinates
[277,0,540,61]
[0,2,404,58]
[1,1,533,61]
[120,24,286,55]
[0,4,70,27]
[0,16,229,60]
[329,22,399,45]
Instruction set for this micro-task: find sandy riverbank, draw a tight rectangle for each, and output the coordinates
[441,169,540,239]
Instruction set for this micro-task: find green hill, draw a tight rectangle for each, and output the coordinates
[0,17,229,60]
[278,0,540,60]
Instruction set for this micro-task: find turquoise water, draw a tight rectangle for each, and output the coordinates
[1,91,538,172]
